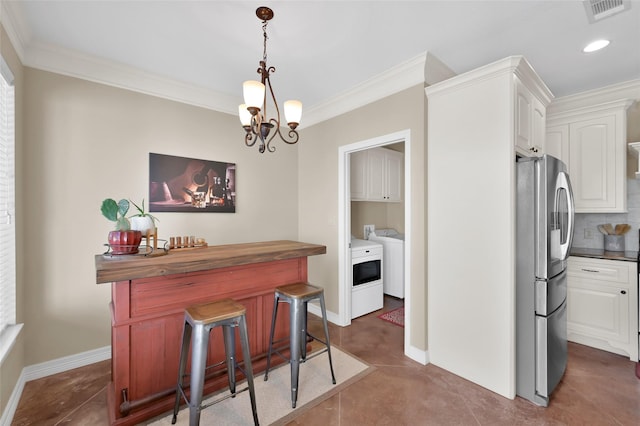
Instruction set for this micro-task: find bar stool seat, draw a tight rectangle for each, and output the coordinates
[172,298,259,425]
[264,282,336,408]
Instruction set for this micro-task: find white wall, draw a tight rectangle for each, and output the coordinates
[426,63,516,399]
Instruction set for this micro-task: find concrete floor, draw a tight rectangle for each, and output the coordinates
[12,296,640,425]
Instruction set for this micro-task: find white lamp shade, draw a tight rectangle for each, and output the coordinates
[243,81,265,109]
[238,104,252,126]
[284,100,302,124]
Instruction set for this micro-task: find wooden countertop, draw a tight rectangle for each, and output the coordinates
[95,240,326,284]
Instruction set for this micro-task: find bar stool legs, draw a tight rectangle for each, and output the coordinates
[172,299,259,426]
[264,282,336,409]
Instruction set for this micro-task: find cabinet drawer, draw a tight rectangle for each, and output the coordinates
[129,258,304,318]
[567,257,633,284]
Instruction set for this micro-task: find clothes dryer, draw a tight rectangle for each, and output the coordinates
[369,229,404,299]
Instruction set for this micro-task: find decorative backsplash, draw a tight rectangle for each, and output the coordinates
[572,178,640,252]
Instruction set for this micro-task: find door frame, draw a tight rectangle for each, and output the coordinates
[337,129,411,355]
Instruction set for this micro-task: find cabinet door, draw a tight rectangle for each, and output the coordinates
[385,150,403,202]
[515,79,533,156]
[567,256,637,361]
[367,148,386,201]
[532,96,546,154]
[515,77,543,157]
[569,115,618,211]
[350,150,368,200]
[567,277,629,345]
[545,125,570,170]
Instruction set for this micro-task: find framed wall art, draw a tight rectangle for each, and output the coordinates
[148,152,236,213]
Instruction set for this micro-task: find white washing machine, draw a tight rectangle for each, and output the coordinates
[369,229,404,299]
[351,237,384,318]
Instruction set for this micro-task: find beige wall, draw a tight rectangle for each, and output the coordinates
[16,68,299,368]
[0,23,25,416]
[351,201,405,239]
[298,85,428,351]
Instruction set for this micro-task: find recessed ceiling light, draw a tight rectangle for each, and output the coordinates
[583,39,610,53]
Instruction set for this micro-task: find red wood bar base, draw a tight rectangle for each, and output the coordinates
[95,241,326,426]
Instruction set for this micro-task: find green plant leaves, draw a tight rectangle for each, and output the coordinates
[101,199,119,222]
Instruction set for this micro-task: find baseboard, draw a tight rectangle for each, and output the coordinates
[307,302,341,326]
[0,370,24,426]
[405,344,429,365]
[22,345,111,382]
[0,346,111,426]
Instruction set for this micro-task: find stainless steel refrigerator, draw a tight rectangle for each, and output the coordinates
[516,154,574,407]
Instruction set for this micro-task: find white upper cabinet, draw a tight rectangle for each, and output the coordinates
[545,125,570,168]
[547,99,634,213]
[515,76,547,157]
[350,150,368,200]
[350,147,403,202]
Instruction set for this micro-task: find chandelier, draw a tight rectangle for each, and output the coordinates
[239,7,302,153]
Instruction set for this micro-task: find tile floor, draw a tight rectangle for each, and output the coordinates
[11,296,640,425]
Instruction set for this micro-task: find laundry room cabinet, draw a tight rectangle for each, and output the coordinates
[350,147,403,202]
[567,256,638,361]
[546,99,634,213]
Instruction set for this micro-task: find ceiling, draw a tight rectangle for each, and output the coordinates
[1,1,639,126]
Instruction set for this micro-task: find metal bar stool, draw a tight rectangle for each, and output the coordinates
[172,298,259,425]
[264,282,336,408]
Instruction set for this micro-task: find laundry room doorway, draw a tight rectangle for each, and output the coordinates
[337,129,411,357]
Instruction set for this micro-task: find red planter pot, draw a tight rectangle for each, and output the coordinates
[108,230,142,255]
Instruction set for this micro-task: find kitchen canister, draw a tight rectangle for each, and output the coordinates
[604,234,625,252]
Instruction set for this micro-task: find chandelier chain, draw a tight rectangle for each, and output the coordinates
[262,21,268,62]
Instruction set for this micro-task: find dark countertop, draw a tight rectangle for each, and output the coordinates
[570,247,638,262]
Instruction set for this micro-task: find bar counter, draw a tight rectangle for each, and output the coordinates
[95,239,327,283]
[95,240,326,426]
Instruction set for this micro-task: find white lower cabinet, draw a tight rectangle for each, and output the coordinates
[567,256,638,361]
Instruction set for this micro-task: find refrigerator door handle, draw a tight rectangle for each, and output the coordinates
[556,171,574,261]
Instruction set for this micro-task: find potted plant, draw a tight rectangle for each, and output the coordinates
[101,198,142,255]
[129,199,158,236]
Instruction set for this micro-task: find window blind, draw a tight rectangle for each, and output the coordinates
[0,55,16,334]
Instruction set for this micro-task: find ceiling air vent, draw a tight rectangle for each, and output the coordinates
[584,0,631,23]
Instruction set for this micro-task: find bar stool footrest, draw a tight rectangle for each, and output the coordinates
[200,384,251,411]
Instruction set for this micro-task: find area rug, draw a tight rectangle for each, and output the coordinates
[377,306,404,327]
[146,346,372,426]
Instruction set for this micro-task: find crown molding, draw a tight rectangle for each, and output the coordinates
[301,52,428,128]
[426,56,521,97]
[425,55,554,106]
[1,0,29,63]
[2,0,433,127]
[10,37,432,128]
[547,79,640,115]
[23,40,240,114]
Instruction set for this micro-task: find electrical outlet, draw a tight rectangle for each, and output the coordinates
[364,224,375,239]
[584,228,594,239]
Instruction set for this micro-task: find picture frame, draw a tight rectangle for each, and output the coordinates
[148,152,236,213]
